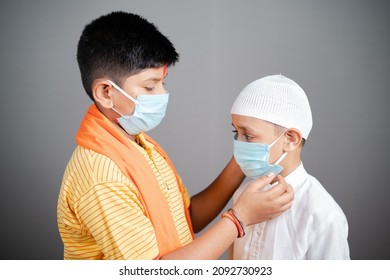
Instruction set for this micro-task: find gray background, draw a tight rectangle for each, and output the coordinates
[0,0,389,260]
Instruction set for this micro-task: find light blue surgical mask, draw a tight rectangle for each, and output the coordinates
[108,80,169,135]
[233,132,288,179]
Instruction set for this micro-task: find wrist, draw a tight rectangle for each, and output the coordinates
[221,208,245,238]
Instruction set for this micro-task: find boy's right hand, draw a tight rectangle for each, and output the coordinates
[233,173,294,227]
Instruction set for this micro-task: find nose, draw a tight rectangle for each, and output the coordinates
[159,82,167,94]
[236,134,246,142]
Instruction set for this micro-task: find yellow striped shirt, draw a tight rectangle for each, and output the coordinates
[57,135,193,259]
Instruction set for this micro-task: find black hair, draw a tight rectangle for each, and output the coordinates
[77,11,179,100]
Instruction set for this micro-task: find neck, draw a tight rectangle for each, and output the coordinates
[117,123,136,141]
[95,103,136,141]
[271,152,301,183]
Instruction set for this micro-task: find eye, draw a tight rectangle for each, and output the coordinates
[232,129,238,134]
[244,134,254,141]
[145,86,156,92]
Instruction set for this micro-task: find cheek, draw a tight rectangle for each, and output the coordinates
[127,103,137,115]
[269,142,284,163]
[118,99,136,115]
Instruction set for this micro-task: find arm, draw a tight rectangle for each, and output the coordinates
[161,215,238,259]
[307,212,350,260]
[161,174,294,259]
[227,244,234,260]
[189,156,246,233]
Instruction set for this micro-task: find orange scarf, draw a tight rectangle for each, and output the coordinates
[76,104,193,257]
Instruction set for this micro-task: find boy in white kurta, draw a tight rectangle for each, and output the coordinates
[230,75,350,259]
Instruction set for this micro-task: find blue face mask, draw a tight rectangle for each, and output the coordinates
[108,80,169,135]
[233,132,288,180]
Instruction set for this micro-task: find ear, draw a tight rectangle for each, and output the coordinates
[92,79,114,109]
[284,128,303,152]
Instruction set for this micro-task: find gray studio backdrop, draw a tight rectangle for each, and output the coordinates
[0,0,389,260]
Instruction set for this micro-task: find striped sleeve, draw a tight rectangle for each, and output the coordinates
[58,146,159,260]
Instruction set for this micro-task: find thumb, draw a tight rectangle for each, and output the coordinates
[247,172,275,191]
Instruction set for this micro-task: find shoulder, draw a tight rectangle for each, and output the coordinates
[75,146,132,180]
[302,174,348,226]
[61,146,138,201]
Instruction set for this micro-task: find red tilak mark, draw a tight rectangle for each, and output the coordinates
[163,64,167,76]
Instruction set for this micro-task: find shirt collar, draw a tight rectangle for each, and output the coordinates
[134,133,154,150]
[284,162,308,191]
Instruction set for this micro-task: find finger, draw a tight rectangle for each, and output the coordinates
[275,174,286,185]
[275,185,295,206]
[248,172,276,191]
[285,183,294,198]
[267,201,294,220]
[266,176,288,197]
[282,183,294,201]
[279,201,293,212]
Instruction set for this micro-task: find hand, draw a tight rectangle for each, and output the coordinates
[232,174,294,227]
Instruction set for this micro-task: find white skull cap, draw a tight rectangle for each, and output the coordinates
[231,74,313,139]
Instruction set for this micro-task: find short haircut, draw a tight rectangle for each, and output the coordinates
[77,11,179,100]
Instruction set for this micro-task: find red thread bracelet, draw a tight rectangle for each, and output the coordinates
[221,209,245,238]
[228,208,245,237]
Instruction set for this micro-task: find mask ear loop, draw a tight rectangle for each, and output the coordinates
[269,130,287,147]
[270,129,289,165]
[111,106,124,118]
[107,80,139,105]
[274,152,288,165]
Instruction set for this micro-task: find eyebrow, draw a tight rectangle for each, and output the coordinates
[231,123,257,134]
[143,77,161,82]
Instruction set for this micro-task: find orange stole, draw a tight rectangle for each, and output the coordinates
[76,104,193,257]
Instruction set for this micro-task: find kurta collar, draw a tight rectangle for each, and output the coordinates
[284,162,308,192]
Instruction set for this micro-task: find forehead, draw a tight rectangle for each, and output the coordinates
[125,67,166,83]
[231,114,275,132]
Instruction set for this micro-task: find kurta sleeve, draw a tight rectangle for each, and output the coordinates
[307,212,350,259]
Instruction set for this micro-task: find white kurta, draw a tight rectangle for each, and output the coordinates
[232,163,350,260]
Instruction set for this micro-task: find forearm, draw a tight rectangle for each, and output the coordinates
[190,156,245,232]
[161,174,294,260]
[161,217,237,259]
